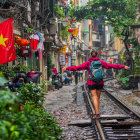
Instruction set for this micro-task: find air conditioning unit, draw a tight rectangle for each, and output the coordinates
[50,24,56,36]
[49,18,56,36]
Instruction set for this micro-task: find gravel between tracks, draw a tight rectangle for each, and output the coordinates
[105,79,140,115]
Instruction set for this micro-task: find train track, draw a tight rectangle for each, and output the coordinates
[83,83,140,140]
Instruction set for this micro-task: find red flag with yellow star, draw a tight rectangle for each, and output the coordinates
[0,18,16,64]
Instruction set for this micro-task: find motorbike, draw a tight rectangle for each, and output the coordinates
[52,73,62,90]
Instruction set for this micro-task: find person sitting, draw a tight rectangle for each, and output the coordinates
[13,72,27,83]
[26,69,42,83]
[62,71,70,85]
[9,78,24,92]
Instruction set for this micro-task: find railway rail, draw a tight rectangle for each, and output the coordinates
[83,82,140,140]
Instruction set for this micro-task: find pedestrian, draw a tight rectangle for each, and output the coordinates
[52,67,57,75]
[66,70,73,84]
[9,78,24,92]
[79,70,83,81]
[62,49,129,117]
[74,71,79,86]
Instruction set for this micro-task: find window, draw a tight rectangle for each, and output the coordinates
[96,34,100,40]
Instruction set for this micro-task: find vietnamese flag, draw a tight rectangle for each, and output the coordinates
[0,18,16,65]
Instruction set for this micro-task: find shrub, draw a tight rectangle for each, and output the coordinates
[118,77,129,88]
[0,65,31,79]
[0,91,62,140]
[18,82,46,107]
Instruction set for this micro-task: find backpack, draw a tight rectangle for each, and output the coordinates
[89,60,103,82]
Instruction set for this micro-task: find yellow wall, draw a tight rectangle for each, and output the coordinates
[114,37,124,53]
[88,19,92,48]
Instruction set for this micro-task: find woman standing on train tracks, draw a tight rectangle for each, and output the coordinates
[62,49,129,117]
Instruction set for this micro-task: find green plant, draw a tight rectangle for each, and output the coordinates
[23,102,62,140]
[26,28,34,34]
[0,65,16,79]
[47,55,55,80]
[116,69,130,88]
[12,65,30,73]
[0,81,62,140]
[73,0,138,37]
[0,93,62,140]
[118,76,129,88]
[117,69,130,77]
[55,5,65,19]
[132,99,138,105]
[60,25,69,40]
[0,73,8,88]
[18,82,46,107]
[0,90,20,114]
[127,38,140,76]
[0,65,31,79]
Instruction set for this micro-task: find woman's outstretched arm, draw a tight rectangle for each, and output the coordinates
[62,61,89,72]
[101,61,129,70]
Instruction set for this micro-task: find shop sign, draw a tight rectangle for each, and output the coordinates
[68,56,71,67]
[58,46,66,53]
[59,53,66,65]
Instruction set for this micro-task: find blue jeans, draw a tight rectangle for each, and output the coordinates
[65,78,70,84]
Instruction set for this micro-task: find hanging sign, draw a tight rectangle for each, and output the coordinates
[59,53,66,65]
[72,28,79,37]
[58,46,66,53]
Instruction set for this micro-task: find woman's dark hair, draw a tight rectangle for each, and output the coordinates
[90,49,98,57]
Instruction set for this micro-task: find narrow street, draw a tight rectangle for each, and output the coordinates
[44,83,76,113]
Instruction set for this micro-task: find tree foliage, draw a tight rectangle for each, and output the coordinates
[73,0,138,36]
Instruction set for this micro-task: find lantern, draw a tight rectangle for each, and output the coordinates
[72,19,76,23]
[14,36,22,44]
[66,53,69,56]
[20,39,29,46]
[68,28,74,32]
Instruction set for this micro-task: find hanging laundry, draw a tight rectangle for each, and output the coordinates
[36,32,45,59]
[35,50,39,58]
[29,33,40,50]
[38,49,43,59]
